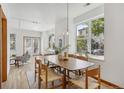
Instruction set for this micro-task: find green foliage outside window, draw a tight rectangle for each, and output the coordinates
[76,17,104,56]
[91,18,104,36]
[77,35,87,54]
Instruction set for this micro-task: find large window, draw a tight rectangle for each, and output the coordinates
[76,17,104,60]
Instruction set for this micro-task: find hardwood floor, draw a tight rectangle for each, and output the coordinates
[2,65,30,89]
[2,57,34,89]
[2,57,114,89]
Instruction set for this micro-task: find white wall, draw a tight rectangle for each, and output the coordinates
[74,5,104,24]
[55,18,68,47]
[68,18,76,53]
[102,4,124,87]
[9,28,41,56]
[41,28,55,53]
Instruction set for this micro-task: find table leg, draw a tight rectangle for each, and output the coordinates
[47,61,49,66]
[17,61,19,68]
[63,68,66,89]
[15,60,16,66]
[67,70,70,80]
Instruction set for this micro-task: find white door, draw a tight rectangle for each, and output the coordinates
[24,37,40,56]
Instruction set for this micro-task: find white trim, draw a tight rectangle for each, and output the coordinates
[75,13,104,26]
[0,6,2,88]
[75,14,104,61]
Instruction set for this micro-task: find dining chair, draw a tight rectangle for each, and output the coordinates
[43,54,62,74]
[34,57,40,82]
[68,54,76,58]
[68,65,101,89]
[75,55,88,75]
[38,59,64,89]
[46,60,61,73]
[76,55,88,61]
[68,54,88,61]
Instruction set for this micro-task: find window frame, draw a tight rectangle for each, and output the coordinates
[75,14,104,61]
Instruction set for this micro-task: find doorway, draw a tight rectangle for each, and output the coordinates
[23,36,41,56]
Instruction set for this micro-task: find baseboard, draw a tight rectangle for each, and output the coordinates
[92,76,123,89]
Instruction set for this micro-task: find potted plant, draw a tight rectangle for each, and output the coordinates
[54,44,70,60]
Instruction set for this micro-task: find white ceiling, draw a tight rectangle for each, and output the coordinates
[6,3,103,31]
[69,3,103,18]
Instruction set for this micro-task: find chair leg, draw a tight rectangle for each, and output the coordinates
[67,70,70,80]
[15,60,16,66]
[17,61,19,67]
[34,72,36,82]
[38,78,41,89]
[68,81,72,89]
[45,81,48,89]
[98,85,100,89]
[68,81,73,89]
[52,81,54,88]
[62,77,64,89]
[59,67,61,73]
[78,70,81,75]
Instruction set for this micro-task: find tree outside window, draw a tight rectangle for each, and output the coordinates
[77,23,88,55]
[76,17,104,57]
[91,18,104,56]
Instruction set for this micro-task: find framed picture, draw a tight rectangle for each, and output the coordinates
[10,34,16,50]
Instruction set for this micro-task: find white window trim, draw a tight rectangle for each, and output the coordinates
[75,13,104,26]
[75,14,104,61]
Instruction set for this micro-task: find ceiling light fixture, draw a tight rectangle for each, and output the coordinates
[83,3,91,7]
[12,17,40,24]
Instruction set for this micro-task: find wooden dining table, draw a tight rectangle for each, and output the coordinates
[44,55,95,89]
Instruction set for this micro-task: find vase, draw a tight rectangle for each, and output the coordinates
[58,54,62,60]
[63,52,68,61]
[64,52,68,58]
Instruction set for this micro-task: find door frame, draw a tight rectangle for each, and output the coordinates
[0,5,2,89]
[0,5,7,88]
[23,36,41,55]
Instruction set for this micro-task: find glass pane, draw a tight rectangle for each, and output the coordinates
[77,23,89,55]
[33,38,40,54]
[24,37,40,55]
[24,38,32,54]
[91,18,104,56]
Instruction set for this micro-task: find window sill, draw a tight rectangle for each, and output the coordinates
[75,53,104,62]
[88,54,104,62]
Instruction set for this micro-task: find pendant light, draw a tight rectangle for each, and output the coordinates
[66,3,69,35]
